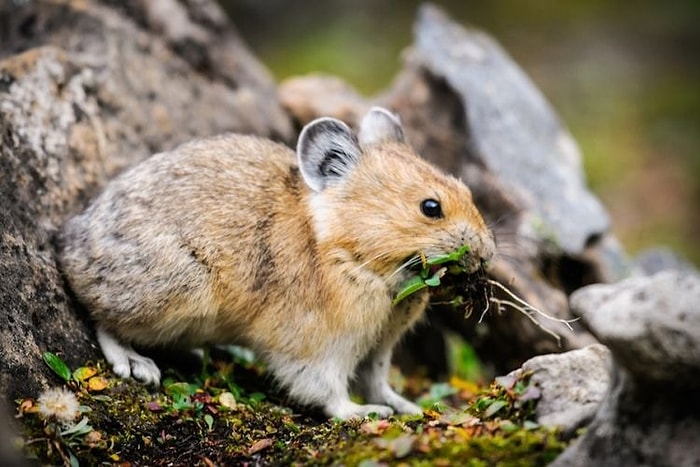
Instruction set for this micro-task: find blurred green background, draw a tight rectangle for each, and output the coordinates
[222,0,699,265]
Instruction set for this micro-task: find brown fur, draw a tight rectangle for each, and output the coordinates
[57,109,495,419]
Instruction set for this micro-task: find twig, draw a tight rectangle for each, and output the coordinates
[477,287,490,323]
[483,279,580,347]
[487,279,579,330]
[489,298,563,346]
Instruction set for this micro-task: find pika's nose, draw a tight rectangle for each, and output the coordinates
[473,231,496,271]
[458,228,495,272]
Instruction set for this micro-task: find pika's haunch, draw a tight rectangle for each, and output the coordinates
[58,107,495,419]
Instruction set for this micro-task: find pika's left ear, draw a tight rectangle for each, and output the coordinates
[297,117,361,192]
[358,107,405,148]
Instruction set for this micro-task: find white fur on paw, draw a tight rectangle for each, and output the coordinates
[355,404,394,419]
[129,355,161,386]
[363,404,394,419]
[375,385,423,415]
[391,399,422,415]
[111,362,132,379]
[329,401,394,420]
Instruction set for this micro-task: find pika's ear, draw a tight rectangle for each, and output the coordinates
[358,107,405,148]
[297,117,361,192]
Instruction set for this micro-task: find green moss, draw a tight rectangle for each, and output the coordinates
[16,355,569,465]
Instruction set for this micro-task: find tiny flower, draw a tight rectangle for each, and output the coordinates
[37,387,80,424]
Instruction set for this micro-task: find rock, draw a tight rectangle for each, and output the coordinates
[509,344,611,437]
[576,270,700,385]
[279,74,368,125]
[0,0,291,402]
[411,4,610,255]
[633,246,697,276]
[553,270,700,466]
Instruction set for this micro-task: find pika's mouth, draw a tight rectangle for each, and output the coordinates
[393,245,490,306]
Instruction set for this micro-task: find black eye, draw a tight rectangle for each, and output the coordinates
[420,199,443,219]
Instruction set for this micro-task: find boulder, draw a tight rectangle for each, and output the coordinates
[553,270,700,466]
[509,344,611,437]
[0,0,291,401]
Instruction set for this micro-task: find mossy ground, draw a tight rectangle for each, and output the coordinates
[15,351,568,466]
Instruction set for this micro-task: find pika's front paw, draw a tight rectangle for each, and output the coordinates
[128,354,161,386]
[109,351,161,385]
[390,398,423,416]
[359,380,423,416]
[326,401,394,420]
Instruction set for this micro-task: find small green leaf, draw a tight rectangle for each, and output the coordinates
[164,382,196,400]
[393,245,470,305]
[483,400,507,419]
[499,419,519,432]
[424,254,452,266]
[284,421,301,434]
[203,414,214,431]
[523,420,540,430]
[392,276,429,306]
[61,416,92,437]
[474,397,493,411]
[69,451,80,467]
[43,352,72,383]
[91,395,113,403]
[424,267,447,287]
[424,276,441,287]
[245,392,266,407]
[426,245,470,266]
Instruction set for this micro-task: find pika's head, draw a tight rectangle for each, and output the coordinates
[297,107,495,282]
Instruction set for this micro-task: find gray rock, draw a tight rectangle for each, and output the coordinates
[575,271,700,385]
[0,0,291,402]
[553,270,700,466]
[510,344,611,436]
[412,4,610,256]
[633,246,697,276]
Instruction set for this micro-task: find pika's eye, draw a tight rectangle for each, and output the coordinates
[420,199,443,219]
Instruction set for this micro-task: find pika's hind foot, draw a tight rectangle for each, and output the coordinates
[96,326,161,385]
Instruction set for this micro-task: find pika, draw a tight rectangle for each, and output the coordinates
[57,107,495,419]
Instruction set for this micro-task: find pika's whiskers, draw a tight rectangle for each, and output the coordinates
[387,254,423,281]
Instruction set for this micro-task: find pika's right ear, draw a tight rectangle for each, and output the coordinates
[297,117,361,192]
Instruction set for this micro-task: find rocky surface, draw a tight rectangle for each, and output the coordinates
[0,0,291,402]
[510,344,611,437]
[552,270,700,467]
[411,5,610,256]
